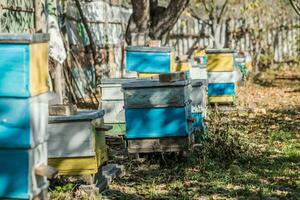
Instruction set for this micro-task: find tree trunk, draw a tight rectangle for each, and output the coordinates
[125,0,189,45]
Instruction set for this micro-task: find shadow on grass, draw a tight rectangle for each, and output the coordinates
[102,105,300,199]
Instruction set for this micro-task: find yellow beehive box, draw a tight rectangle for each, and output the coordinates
[206,49,235,72]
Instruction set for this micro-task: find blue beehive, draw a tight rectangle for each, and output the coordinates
[0,94,49,149]
[123,80,192,139]
[126,46,175,73]
[0,34,50,97]
[0,143,48,199]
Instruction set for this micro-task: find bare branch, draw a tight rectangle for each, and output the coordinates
[217,0,229,24]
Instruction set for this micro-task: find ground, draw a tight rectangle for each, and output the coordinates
[50,67,300,200]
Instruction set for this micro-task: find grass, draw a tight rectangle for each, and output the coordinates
[50,67,300,199]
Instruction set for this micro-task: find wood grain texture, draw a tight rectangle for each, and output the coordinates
[127,133,194,153]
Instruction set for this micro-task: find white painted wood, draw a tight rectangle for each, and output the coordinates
[190,67,207,80]
[48,121,95,158]
[29,142,49,199]
[101,100,125,123]
[100,84,123,100]
[208,71,237,83]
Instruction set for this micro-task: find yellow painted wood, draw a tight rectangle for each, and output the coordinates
[138,73,159,78]
[48,126,108,176]
[30,42,49,96]
[207,53,234,72]
[175,62,191,72]
[208,96,235,103]
[194,49,205,57]
[170,51,176,72]
[48,156,98,175]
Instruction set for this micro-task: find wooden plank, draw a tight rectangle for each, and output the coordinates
[35,164,58,179]
[127,134,194,153]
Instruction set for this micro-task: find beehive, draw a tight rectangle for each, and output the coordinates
[126,46,175,73]
[48,110,107,175]
[0,93,49,149]
[0,143,48,200]
[123,80,192,139]
[0,34,49,97]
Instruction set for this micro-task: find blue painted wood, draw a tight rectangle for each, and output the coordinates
[126,47,172,73]
[0,149,29,199]
[208,83,235,96]
[0,94,48,148]
[192,112,203,129]
[0,44,30,97]
[125,107,192,139]
[0,143,48,199]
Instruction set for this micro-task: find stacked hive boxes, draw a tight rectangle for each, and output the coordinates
[206,49,237,104]
[123,80,194,153]
[48,110,107,176]
[0,34,50,199]
[189,50,207,131]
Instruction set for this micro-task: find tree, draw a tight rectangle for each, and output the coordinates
[125,0,190,44]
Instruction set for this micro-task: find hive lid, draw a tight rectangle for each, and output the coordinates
[205,49,235,54]
[100,78,148,85]
[0,33,50,43]
[49,110,104,123]
[122,80,189,89]
[126,46,173,52]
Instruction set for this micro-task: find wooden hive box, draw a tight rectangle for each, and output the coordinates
[123,80,190,108]
[206,49,235,72]
[0,34,49,97]
[48,110,108,175]
[0,93,49,149]
[208,83,236,97]
[0,143,48,200]
[126,46,175,73]
[122,80,192,139]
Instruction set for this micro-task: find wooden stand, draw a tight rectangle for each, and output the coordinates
[126,134,194,154]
